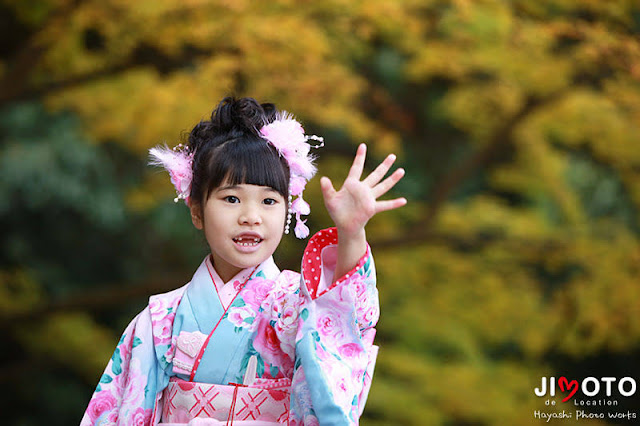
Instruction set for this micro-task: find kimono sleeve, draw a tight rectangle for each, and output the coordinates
[80,307,165,426]
[290,227,379,425]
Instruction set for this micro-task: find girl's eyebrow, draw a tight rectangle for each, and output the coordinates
[216,185,241,192]
[215,185,279,194]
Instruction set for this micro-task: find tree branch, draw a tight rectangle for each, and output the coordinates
[0,0,88,106]
[0,272,185,325]
[0,43,225,106]
[370,90,574,250]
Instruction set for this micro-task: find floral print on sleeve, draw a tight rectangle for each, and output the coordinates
[290,227,379,425]
[81,285,186,426]
[80,309,155,426]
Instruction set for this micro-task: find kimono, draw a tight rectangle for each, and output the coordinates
[80,228,379,425]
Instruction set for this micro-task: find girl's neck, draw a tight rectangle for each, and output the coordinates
[209,254,252,283]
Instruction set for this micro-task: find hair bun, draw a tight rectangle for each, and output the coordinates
[188,96,280,163]
[211,96,266,135]
[234,97,265,130]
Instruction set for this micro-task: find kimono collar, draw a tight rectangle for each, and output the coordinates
[186,256,280,334]
[205,255,277,292]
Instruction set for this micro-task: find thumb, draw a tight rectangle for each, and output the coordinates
[320,176,336,200]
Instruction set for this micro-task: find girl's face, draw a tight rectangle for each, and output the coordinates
[190,181,287,282]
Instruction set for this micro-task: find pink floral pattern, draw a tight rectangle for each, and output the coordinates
[226,305,257,330]
[316,304,348,342]
[288,228,379,424]
[149,295,178,346]
[226,271,302,379]
[85,390,117,423]
[81,285,188,426]
[338,343,364,360]
[130,407,152,425]
[242,277,273,309]
[113,358,146,408]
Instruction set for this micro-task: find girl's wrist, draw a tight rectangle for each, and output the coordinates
[334,227,367,283]
[336,226,366,243]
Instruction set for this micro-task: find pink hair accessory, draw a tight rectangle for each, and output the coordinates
[148,143,194,205]
[260,114,308,158]
[291,196,310,216]
[289,175,307,197]
[294,213,310,239]
[260,111,324,238]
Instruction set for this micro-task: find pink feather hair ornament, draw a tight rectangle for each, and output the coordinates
[148,143,194,205]
[260,111,324,238]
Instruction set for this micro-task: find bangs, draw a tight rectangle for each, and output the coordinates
[203,136,289,201]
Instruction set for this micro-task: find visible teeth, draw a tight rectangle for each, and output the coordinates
[234,237,261,247]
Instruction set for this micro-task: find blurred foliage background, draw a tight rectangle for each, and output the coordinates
[1,0,639,425]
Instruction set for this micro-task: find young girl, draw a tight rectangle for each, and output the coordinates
[81,97,406,426]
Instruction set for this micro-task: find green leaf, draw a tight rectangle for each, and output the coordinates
[256,358,265,377]
[99,374,113,384]
[111,348,123,376]
[231,298,246,308]
[270,365,279,378]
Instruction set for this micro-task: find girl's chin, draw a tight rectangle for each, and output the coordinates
[230,251,270,269]
[211,241,277,274]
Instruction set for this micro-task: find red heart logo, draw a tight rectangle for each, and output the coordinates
[558,376,579,402]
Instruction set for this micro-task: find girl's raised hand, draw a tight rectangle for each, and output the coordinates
[320,143,407,238]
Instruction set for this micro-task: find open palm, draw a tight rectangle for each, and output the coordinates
[320,143,406,237]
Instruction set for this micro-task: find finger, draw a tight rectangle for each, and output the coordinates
[347,143,367,180]
[375,197,407,213]
[320,176,337,200]
[372,168,405,198]
[363,153,396,187]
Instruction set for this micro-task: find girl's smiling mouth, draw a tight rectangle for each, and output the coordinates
[232,233,264,248]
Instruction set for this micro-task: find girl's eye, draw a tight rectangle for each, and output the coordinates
[263,198,277,205]
[224,196,240,203]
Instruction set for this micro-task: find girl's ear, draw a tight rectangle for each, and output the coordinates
[189,202,204,230]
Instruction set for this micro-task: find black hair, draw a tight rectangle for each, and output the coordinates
[187,97,290,208]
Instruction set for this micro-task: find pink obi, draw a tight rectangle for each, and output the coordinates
[160,377,291,425]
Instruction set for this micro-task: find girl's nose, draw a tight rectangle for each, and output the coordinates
[239,206,262,225]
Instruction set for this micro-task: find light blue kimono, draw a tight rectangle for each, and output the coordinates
[80,228,379,425]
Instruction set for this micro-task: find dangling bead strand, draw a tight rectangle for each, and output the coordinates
[284,194,293,234]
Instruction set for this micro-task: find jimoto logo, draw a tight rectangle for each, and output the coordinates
[533,376,638,422]
[535,376,637,403]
